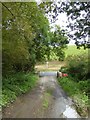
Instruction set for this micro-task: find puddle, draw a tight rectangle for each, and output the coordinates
[63,105,80,118]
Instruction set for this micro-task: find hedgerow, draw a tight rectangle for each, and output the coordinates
[2,72,38,107]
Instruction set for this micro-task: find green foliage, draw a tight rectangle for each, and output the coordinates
[65,45,88,58]
[66,53,88,81]
[58,51,89,117]
[56,48,65,61]
[48,48,59,61]
[2,72,38,107]
[2,2,50,75]
[58,77,88,102]
[2,2,68,75]
[41,2,90,48]
[58,77,78,96]
[43,99,49,109]
[43,92,51,109]
[59,66,68,73]
[2,2,73,110]
[78,80,89,94]
[62,2,90,46]
[2,2,69,108]
[58,77,89,117]
[47,25,68,61]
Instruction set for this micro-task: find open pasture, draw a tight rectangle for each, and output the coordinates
[65,45,88,57]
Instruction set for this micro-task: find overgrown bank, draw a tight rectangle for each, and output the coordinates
[58,77,89,117]
[2,72,38,107]
[58,53,89,117]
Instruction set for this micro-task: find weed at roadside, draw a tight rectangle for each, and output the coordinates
[2,72,38,107]
[58,77,89,117]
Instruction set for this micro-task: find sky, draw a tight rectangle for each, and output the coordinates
[53,13,75,45]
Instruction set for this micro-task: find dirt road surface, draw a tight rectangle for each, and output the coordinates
[2,72,80,118]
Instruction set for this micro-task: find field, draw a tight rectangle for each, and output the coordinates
[35,45,88,72]
[35,61,65,72]
[65,45,88,57]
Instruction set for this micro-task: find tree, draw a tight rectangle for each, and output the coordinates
[61,2,90,49]
[48,25,68,61]
[2,2,69,75]
[39,1,90,48]
[2,2,50,74]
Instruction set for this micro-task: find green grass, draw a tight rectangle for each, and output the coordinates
[58,77,89,117]
[2,72,38,107]
[65,45,88,58]
[43,99,49,108]
[42,92,51,109]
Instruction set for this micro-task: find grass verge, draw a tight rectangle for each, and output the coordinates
[2,72,38,107]
[58,77,89,117]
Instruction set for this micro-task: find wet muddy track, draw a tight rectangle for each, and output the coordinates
[2,72,80,118]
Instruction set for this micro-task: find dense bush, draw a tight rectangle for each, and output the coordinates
[66,53,88,81]
[58,51,89,117]
[49,51,59,61]
[57,49,65,61]
[58,77,89,117]
[78,80,89,94]
[2,72,38,107]
[2,2,50,75]
[59,53,89,99]
[2,3,68,75]
[59,66,68,73]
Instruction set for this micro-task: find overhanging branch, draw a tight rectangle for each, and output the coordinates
[1,2,15,18]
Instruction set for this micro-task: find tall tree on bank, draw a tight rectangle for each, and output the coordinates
[2,2,50,74]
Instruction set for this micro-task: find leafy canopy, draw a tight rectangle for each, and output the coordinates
[2,2,68,74]
[39,1,90,48]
